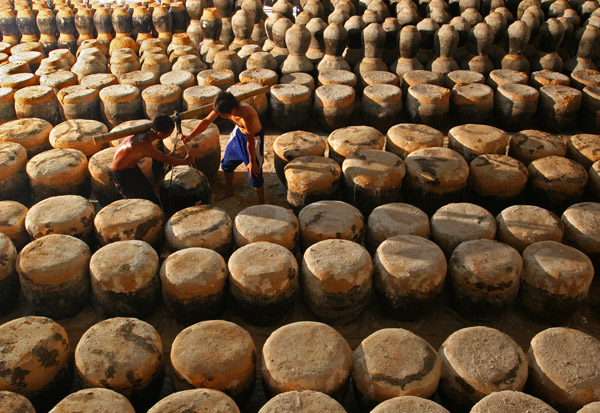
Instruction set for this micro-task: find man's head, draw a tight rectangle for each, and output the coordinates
[214,91,238,118]
[152,115,175,138]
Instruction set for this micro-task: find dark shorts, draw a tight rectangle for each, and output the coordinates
[112,165,160,205]
[221,126,265,188]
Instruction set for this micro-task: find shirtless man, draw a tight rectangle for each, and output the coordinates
[112,115,194,205]
[184,91,265,204]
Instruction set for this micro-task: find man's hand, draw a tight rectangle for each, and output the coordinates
[183,153,195,165]
[181,133,192,143]
[248,161,260,178]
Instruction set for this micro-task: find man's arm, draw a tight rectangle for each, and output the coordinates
[183,110,219,142]
[242,106,262,178]
[246,131,260,178]
[139,141,194,166]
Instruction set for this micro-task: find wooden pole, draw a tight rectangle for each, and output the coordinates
[92,85,270,145]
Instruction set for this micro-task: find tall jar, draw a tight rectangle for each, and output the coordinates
[112,6,133,35]
[263,12,282,52]
[75,7,94,45]
[215,0,234,47]
[318,20,351,72]
[230,9,254,51]
[0,9,20,45]
[281,23,313,75]
[110,7,138,54]
[152,5,172,48]
[187,0,204,48]
[200,7,224,64]
[133,6,153,44]
[170,2,188,34]
[56,8,77,54]
[94,7,113,50]
[37,9,58,54]
[16,7,38,43]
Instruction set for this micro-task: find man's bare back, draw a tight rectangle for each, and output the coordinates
[113,130,193,171]
[111,115,194,203]
[223,103,262,136]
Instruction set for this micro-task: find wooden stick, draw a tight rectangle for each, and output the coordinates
[92,85,270,145]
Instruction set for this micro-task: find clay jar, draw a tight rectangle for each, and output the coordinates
[152,5,173,47]
[565,25,599,74]
[186,0,204,25]
[0,9,19,46]
[141,54,171,79]
[534,18,564,72]
[79,47,108,68]
[50,48,77,69]
[430,24,459,76]
[110,53,141,76]
[201,7,222,43]
[230,9,254,52]
[416,18,439,67]
[495,84,539,131]
[318,20,350,72]
[304,0,325,19]
[133,6,153,44]
[250,15,266,47]
[313,84,356,131]
[241,0,263,23]
[16,8,38,43]
[99,84,143,128]
[15,86,60,125]
[263,12,282,52]
[170,2,189,34]
[306,18,327,66]
[246,51,279,71]
[167,33,193,55]
[74,7,94,46]
[36,56,69,76]
[271,17,293,67]
[269,84,312,131]
[397,2,419,27]
[335,0,356,17]
[272,0,294,20]
[200,7,223,63]
[186,0,204,48]
[214,0,234,19]
[77,39,108,60]
[172,55,207,76]
[71,55,106,81]
[57,85,101,120]
[215,0,234,47]
[111,7,137,53]
[282,23,313,75]
[93,8,113,49]
[391,25,424,79]
[37,8,59,54]
[502,20,531,73]
[382,17,400,65]
[344,16,366,68]
[212,50,243,80]
[355,22,388,80]
[466,22,494,77]
[581,86,600,132]
[452,15,471,65]
[56,8,77,54]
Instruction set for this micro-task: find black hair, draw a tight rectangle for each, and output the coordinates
[152,115,175,134]
[214,91,238,115]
